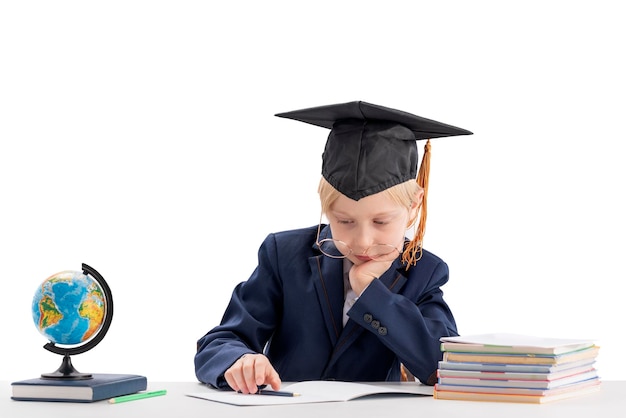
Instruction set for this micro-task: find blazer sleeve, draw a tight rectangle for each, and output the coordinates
[194,234,283,387]
[347,258,458,385]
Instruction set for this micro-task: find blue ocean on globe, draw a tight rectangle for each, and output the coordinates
[32,270,105,345]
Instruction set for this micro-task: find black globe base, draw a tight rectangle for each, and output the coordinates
[41,354,93,380]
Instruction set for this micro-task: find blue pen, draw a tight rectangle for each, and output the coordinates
[237,388,301,397]
[258,389,300,397]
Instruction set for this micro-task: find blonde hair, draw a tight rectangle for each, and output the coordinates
[317,177,424,267]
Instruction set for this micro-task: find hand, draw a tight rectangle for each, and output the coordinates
[349,258,394,295]
[224,353,281,394]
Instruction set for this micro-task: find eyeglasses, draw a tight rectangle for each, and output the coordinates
[316,221,402,261]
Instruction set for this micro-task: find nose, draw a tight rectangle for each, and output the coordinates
[350,225,375,254]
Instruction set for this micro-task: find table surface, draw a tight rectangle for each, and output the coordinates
[3,380,625,418]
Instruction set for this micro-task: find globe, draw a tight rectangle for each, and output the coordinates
[31,264,113,379]
[32,270,106,345]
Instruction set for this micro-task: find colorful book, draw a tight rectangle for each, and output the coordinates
[11,373,147,402]
[438,359,596,374]
[434,381,601,404]
[435,378,601,397]
[442,345,600,365]
[440,333,595,355]
[437,370,599,389]
[437,364,596,381]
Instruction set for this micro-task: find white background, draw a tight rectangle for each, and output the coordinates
[1,1,624,383]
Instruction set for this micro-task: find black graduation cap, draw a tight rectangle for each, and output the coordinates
[276,101,472,267]
[275,101,472,201]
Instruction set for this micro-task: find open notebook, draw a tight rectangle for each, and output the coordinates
[187,381,433,406]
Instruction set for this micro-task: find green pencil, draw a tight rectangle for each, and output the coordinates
[108,389,167,404]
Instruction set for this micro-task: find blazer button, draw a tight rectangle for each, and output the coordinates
[371,320,380,329]
[363,314,373,323]
[378,326,388,336]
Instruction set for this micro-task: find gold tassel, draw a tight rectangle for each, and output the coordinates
[402,139,431,268]
[400,363,416,382]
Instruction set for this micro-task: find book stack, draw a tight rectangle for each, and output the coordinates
[433,333,601,404]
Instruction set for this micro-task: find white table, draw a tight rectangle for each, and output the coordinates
[3,380,625,418]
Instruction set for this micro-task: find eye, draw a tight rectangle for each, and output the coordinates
[337,219,353,225]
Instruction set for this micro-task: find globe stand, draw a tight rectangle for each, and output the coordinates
[39,263,114,381]
[41,354,92,380]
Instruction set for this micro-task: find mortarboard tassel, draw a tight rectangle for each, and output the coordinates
[402,139,431,267]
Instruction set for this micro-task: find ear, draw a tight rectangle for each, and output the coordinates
[407,187,424,227]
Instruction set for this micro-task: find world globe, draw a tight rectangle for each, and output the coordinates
[32,263,114,379]
[32,270,106,345]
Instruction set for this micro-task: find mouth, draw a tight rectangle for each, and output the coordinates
[355,255,373,262]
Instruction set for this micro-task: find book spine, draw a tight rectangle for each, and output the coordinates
[91,377,148,401]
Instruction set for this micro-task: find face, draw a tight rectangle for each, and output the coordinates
[326,190,416,266]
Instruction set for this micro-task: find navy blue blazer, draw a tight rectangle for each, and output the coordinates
[194,225,458,387]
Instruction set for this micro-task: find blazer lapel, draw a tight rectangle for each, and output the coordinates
[309,254,344,347]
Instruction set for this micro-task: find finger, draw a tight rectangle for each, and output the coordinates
[224,365,244,393]
[253,357,278,387]
[241,355,260,394]
[251,356,281,390]
[254,358,267,386]
[266,367,282,391]
[352,260,391,281]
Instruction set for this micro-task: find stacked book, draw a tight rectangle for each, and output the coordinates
[433,333,601,404]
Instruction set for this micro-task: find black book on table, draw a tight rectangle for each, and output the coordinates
[11,373,147,402]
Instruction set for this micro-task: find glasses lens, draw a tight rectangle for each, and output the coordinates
[318,239,351,258]
[368,244,401,260]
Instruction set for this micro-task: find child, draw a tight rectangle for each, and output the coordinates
[195,101,472,393]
